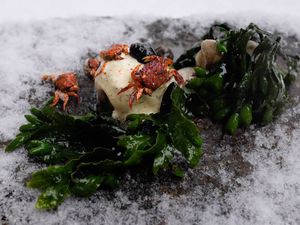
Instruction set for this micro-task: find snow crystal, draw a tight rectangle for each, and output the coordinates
[0,13,300,225]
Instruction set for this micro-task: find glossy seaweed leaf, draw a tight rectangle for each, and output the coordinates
[118,131,167,167]
[4,102,128,209]
[27,160,76,209]
[122,84,203,175]
[5,83,204,209]
[71,175,104,197]
[182,23,298,133]
[5,104,125,153]
[71,152,123,197]
[26,140,82,164]
[160,85,203,168]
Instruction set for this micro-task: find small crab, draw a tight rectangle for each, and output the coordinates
[85,44,129,80]
[100,44,129,61]
[117,55,184,108]
[42,72,79,110]
[84,57,101,80]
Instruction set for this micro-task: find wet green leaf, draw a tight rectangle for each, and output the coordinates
[225,113,240,135]
[35,184,70,209]
[153,145,173,175]
[239,104,253,127]
[118,134,152,163]
[194,67,208,77]
[27,164,73,190]
[172,165,185,178]
[25,114,41,124]
[217,41,228,54]
[164,85,203,167]
[5,133,32,152]
[72,175,104,197]
[186,77,204,90]
[203,73,224,94]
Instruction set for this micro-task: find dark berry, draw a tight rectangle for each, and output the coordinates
[129,43,156,63]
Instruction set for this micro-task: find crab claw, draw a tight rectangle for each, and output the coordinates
[42,74,57,82]
[143,55,160,62]
[170,69,185,86]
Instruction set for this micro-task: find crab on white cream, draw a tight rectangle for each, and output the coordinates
[93,54,194,121]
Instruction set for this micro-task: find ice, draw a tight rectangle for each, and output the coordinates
[0,14,300,225]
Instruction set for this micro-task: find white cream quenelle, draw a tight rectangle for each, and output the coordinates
[94,54,194,121]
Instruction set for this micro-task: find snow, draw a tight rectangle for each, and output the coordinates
[0,11,300,225]
[1,0,299,22]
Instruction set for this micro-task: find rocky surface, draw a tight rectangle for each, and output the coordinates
[0,16,299,225]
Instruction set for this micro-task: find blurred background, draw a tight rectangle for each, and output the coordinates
[1,0,299,22]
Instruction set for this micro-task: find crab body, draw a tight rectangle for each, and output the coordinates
[100,44,129,61]
[42,72,79,110]
[84,57,101,80]
[118,55,184,108]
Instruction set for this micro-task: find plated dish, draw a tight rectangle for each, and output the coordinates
[5,23,298,209]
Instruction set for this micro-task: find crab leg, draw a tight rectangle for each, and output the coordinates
[99,62,108,75]
[62,93,69,111]
[117,83,135,95]
[144,88,153,95]
[143,55,159,62]
[51,90,60,107]
[131,65,141,80]
[171,69,185,85]
[117,64,141,95]
[136,88,144,102]
[128,90,137,108]
[67,91,80,104]
[42,74,57,82]
[69,85,79,92]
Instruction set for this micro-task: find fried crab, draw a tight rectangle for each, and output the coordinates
[100,44,129,61]
[84,57,101,80]
[42,72,79,110]
[85,44,129,80]
[117,55,184,108]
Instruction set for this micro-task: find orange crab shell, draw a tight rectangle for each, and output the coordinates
[84,57,101,80]
[140,56,183,89]
[99,44,129,61]
[118,55,184,108]
[42,72,79,111]
[54,73,79,91]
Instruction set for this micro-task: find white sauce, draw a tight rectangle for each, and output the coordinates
[95,54,194,121]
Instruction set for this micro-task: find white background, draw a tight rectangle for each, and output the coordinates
[1,0,299,22]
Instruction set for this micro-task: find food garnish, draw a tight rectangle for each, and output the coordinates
[117,55,184,108]
[100,44,129,61]
[129,42,157,63]
[90,43,193,120]
[5,84,202,209]
[42,72,79,111]
[176,23,298,134]
[84,57,101,80]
